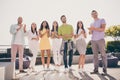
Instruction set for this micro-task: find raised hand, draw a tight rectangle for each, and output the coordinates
[17,24,23,31]
[81,30,85,34]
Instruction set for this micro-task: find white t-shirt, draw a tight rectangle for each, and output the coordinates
[28,30,38,43]
[13,25,24,45]
[76,28,85,40]
[27,30,39,51]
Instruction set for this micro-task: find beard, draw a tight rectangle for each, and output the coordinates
[18,21,22,24]
[62,20,66,23]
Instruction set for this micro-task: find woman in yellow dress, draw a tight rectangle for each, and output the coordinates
[39,21,51,70]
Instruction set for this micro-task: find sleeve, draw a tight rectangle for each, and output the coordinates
[101,18,106,24]
[10,24,17,34]
[71,25,74,35]
[58,27,62,35]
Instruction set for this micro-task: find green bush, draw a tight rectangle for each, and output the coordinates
[106,41,120,52]
[86,41,93,55]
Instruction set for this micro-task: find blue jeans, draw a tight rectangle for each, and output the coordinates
[63,42,73,68]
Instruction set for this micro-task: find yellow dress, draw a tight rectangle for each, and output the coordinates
[40,28,51,50]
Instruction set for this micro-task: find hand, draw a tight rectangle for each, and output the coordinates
[32,38,36,40]
[17,24,22,31]
[88,26,96,31]
[76,35,79,38]
[32,37,39,40]
[40,34,43,38]
[59,35,63,38]
[18,24,23,27]
[31,38,35,40]
[46,29,49,33]
[74,35,77,38]
[51,32,55,35]
[81,30,85,34]
[64,34,71,37]
[23,24,26,29]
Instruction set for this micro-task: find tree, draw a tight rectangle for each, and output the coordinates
[105,25,120,41]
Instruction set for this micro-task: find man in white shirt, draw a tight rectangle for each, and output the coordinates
[10,17,27,77]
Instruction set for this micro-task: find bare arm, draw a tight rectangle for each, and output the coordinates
[31,36,39,40]
[39,30,47,38]
[94,24,106,32]
[46,29,50,37]
[62,32,74,39]
[52,31,59,38]
[88,24,106,32]
[51,32,54,38]
[84,33,87,38]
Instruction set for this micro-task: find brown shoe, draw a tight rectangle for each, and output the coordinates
[101,69,107,75]
[20,70,27,73]
[90,70,99,74]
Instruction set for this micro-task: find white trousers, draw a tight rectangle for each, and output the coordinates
[29,41,39,69]
[52,38,62,65]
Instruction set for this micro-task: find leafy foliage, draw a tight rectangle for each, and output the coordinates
[105,25,120,41]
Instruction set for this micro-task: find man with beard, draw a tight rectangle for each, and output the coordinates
[58,15,74,72]
[10,17,27,79]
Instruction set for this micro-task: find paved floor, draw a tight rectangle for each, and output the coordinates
[15,62,120,80]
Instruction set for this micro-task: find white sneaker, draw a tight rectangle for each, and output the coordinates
[27,68,32,75]
[64,68,69,73]
[27,67,34,75]
[47,67,50,71]
[32,70,37,73]
[32,67,35,71]
[54,66,58,71]
[69,67,72,71]
[78,68,82,73]
[82,68,85,72]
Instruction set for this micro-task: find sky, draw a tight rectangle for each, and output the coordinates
[0,0,120,45]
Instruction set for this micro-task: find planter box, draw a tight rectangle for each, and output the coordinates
[0,66,5,80]
[113,53,120,60]
[35,55,94,65]
[0,62,14,80]
[99,57,119,67]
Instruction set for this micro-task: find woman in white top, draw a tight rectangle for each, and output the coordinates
[51,21,62,69]
[74,21,87,72]
[27,23,39,73]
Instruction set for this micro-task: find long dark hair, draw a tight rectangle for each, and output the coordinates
[31,23,38,35]
[76,21,85,34]
[39,21,50,31]
[51,21,58,32]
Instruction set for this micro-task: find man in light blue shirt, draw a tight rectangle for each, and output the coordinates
[88,10,107,75]
[10,17,27,78]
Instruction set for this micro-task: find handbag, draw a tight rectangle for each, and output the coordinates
[26,50,33,57]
